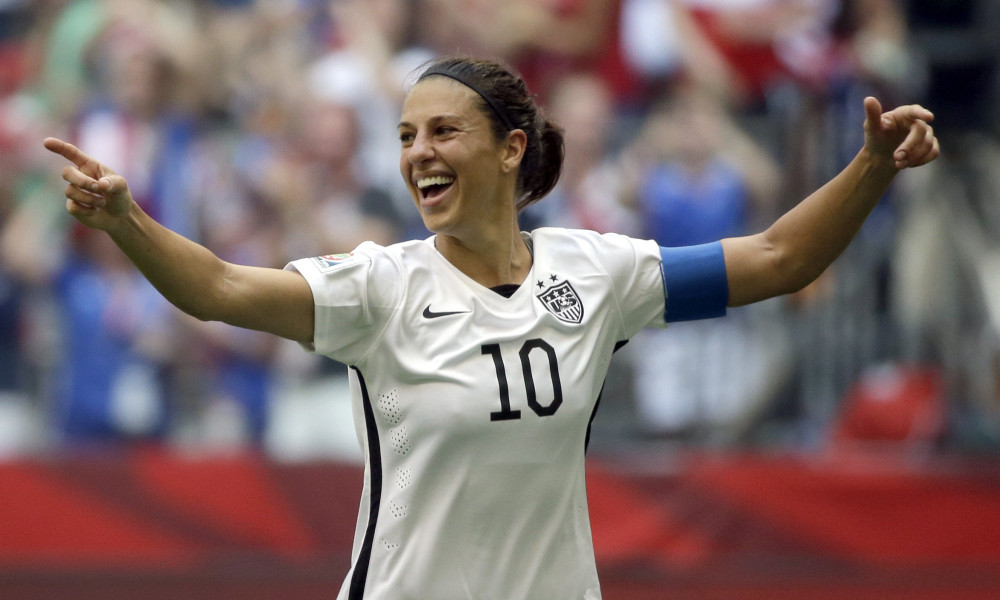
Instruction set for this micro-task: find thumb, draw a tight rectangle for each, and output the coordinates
[96,174,128,197]
[95,174,134,214]
[864,96,885,131]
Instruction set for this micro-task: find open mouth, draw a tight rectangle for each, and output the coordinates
[416,175,455,201]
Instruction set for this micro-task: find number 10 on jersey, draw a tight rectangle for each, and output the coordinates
[482,339,563,421]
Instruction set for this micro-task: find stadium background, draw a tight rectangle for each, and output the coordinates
[1,0,999,598]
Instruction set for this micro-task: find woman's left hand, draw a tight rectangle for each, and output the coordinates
[863,96,940,170]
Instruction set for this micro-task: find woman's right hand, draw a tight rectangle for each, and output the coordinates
[43,137,135,230]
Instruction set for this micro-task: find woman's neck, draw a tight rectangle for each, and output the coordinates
[435,225,532,289]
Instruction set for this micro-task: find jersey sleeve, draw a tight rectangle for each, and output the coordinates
[575,231,669,338]
[584,233,729,337]
[284,243,402,364]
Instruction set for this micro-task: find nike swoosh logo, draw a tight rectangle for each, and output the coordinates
[422,305,470,319]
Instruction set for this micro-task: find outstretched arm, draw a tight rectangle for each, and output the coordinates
[44,137,315,344]
[721,97,939,306]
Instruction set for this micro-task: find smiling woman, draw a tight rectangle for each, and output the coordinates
[43,53,938,600]
[410,57,565,208]
[395,57,566,289]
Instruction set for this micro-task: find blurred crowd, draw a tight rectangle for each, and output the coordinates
[0,0,998,458]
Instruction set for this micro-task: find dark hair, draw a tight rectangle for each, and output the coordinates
[415,56,565,211]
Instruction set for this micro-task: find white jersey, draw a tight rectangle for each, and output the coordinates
[287,228,669,600]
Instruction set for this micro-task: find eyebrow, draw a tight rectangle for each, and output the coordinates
[397,114,465,130]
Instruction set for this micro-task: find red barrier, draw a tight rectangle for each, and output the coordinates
[2,448,999,598]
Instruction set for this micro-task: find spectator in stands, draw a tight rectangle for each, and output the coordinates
[619,0,747,106]
[314,0,435,197]
[39,4,202,445]
[178,160,286,448]
[161,1,323,449]
[269,82,404,271]
[622,84,787,439]
[523,71,639,235]
[417,0,631,103]
[0,101,43,453]
[303,0,436,241]
[49,225,176,442]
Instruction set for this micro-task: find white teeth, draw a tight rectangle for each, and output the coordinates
[416,176,455,190]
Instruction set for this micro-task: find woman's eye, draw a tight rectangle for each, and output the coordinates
[399,133,414,143]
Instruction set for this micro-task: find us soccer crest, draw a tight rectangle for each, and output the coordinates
[537,278,584,324]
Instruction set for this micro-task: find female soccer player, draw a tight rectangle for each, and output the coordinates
[45,56,938,599]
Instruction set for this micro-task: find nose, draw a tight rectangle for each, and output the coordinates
[405,131,434,165]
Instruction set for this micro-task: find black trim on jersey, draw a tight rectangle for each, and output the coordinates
[585,340,629,452]
[349,367,382,600]
[490,283,520,298]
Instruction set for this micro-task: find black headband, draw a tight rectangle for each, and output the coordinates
[420,68,516,131]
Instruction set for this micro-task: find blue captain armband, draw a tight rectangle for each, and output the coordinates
[659,242,729,323]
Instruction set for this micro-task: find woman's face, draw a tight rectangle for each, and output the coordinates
[398,76,516,237]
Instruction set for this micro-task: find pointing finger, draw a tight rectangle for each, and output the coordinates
[897,104,935,124]
[43,137,101,172]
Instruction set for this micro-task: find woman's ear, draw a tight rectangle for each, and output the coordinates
[500,129,528,173]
